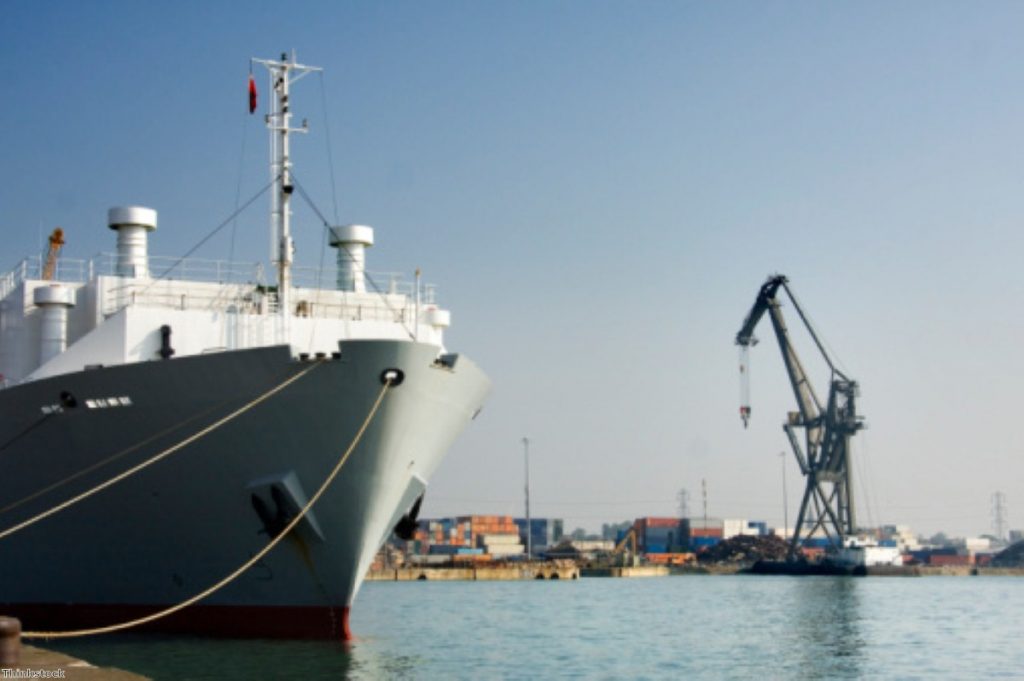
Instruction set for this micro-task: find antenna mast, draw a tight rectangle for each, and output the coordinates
[252,52,322,341]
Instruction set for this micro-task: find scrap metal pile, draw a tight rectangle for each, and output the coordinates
[696,534,790,564]
[991,540,1024,567]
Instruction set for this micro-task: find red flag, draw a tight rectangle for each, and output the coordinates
[248,74,258,114]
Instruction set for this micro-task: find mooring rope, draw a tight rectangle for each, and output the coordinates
[22,378,392,640]
[0,361,322,543]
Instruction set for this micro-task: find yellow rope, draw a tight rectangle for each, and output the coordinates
[23,378,391,639]
[0,361,322,543]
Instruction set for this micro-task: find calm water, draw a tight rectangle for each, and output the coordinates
[51,576,1023,679]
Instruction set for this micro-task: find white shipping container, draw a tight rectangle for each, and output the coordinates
[723,518,762,539]
[409,555,452,565]
[479,533,522,546]
[687,517,724,531]
[487,544,525,556]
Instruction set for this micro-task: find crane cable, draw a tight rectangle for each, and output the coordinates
[22,377,392,640]
[0,361,321,543]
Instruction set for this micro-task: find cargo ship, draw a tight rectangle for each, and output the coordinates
[0,53,490,640]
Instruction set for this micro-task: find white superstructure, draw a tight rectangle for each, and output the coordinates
[0,234,451,385]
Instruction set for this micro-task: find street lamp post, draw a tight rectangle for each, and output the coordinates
[522,437,531,561]
[780,451,789,539]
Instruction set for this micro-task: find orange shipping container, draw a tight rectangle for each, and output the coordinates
[690,528,723,538]
[645,517,682,528]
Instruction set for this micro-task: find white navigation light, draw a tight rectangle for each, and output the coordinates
[108,206,158,278]
[329,224,374,293]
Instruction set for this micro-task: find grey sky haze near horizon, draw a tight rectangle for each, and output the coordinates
[2,2,1022,539]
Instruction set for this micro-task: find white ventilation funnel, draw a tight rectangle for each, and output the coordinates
[328,225,374,292]
[34,285,76,365]
[108,206,158,278]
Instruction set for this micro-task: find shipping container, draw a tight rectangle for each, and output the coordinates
[685,517,725,531]
[645,552,695,565]
[641,533,676,546]
[690,528,724,538]
[803,537,832,548]
[478,533,521,546]
[409,555,451,565]
[690,536,721,548]
[635,517,681,529]
[488,545,525,556]
[930,546,959,556]
[929,554,973,567]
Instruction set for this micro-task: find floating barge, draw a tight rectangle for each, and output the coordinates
[748,560,920,576]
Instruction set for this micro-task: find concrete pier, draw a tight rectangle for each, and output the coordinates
[0,616,149,679]
[5,644,148,680]
[367,563,580,581]
[579,566,669,578]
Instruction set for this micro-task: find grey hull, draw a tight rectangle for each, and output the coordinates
[0,339,489,638]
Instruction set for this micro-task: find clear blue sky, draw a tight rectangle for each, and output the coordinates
[3,1,1022,538]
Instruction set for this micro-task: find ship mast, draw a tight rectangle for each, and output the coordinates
[252,52,321,340]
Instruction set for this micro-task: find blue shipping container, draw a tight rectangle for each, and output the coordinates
[803,537,831,548]
[429,545,460,555]
[691,537,720,548]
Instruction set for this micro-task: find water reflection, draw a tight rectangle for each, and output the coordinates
[344,637,422,680]
[789,577,866,678]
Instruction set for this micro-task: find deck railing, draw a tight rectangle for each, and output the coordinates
[1,253,437,316]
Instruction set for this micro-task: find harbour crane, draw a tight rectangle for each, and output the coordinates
[42,227,65,280]
[735,275,864,560]
[605,527,641,567]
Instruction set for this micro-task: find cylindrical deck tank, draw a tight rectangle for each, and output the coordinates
[328,225,374,292]
[33,284,76,365]
[422,307,451,329]
[108,206,158,278]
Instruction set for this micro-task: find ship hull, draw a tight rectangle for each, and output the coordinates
[0,339,489,639]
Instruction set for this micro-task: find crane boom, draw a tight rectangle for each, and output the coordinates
[735,274,864,560]
[735,274,786,347]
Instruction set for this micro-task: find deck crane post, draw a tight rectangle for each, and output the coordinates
[735,275,864,560]
[42,228,65,281]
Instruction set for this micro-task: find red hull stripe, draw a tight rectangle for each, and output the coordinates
[2,603,353,641]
